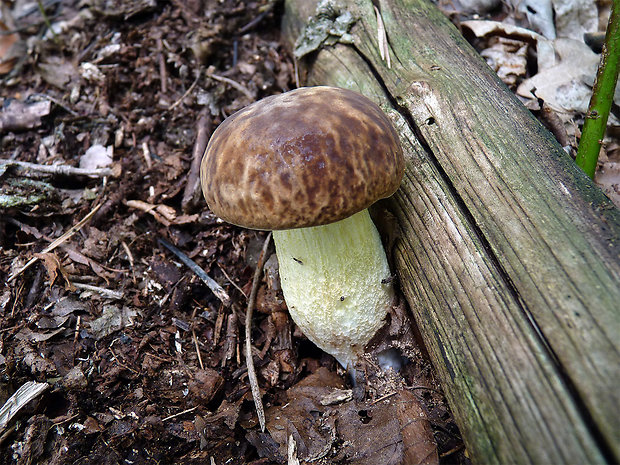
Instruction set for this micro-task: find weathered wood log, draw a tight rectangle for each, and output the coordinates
[282,1,620,463]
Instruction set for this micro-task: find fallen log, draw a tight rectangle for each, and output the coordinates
[282,1,620,463]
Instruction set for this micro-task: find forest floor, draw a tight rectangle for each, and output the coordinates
[0,1,463,464]
[0,0,613,463]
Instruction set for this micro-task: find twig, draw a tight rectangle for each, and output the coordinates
[182,110,211,212]
[439,443,465,458]
[575,1,619,178]
[217,263,247,299]
[193,328,204,370]
[158,238,231,306]
[192,306,205,370]
[0,159,113,177]
[74,315,81,345]
[371,391,397,404]
[109,339,139,374]
[72,282,123,299]
[8,203,102,282]
[405,385,443,394]
[245,232,272,432]
[168,71,201,111]
[37,0,58,44]
[121,241,137,285]
[33,93,78,116]
[214,307,225,347]
[126,199,171,226]
[162,406,197,422]
[222,312,238,367]
[157,35,167,95]
[141,141,153,170]
[293,58,300,89]
[239,3,274,34]
[206,72,254,100]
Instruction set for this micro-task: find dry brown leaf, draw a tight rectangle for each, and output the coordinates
[0,100,51,133]
[258,366,439,465]
[595,161,620,209]
[264,367,344,462]
[395,390,439,465]
[480,37,529,88]
[0,20,19,74]
[34,252,75,291]
[37,57,80,89]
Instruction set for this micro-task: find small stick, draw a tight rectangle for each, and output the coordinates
[158,238,231,307]
[217,263,247,299]
[239,4,273,34]
[293,58,300,89]
[371,391,398,405]
[73,315,81,345]
[72,282,123,299]
[121,241,137,285]
[213,306,225,347]
[191,306,205,371]
[206,72,254,100]
[33,93,78,116]
[109,343,138,374]
[126,199,172,226]
[8,203,102,282]
[182,111,210,212]
[193,328,204,370]
[0,159,113,177]
[141,141,153,170]
[439,443,465,459]
[157,35,167,95]
[162,406,197,422]
[245,232,272,432]
[168,71,201,111]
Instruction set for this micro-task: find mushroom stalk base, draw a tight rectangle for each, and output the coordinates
[273,209,394,368]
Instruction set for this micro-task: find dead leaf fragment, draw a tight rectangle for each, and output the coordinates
[396,390,439,465]
[595,161,620,209]
[80,144,114,170]
[0,19,21,74]
[0,99,51,133]
[480,37,528,88]
[517,38,601,115]
[89,305,138,339]
[34,252,75,291]
[37,57,80,89]
[265,367,343,461]
[188,368,224,404]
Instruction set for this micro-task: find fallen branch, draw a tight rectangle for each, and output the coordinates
[157,238,231,307]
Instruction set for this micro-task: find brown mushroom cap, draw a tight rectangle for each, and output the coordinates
[200,86,404,230]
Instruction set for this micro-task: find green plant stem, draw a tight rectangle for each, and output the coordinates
[575,2,619,179]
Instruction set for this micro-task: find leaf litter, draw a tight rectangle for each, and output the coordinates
[0,1,465,463]
[4,0,609,461]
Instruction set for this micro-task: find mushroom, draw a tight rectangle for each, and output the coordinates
[200,86,404,368]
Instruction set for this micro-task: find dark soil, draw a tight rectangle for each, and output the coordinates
[0,1,465,463]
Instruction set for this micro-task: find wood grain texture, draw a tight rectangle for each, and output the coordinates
[283,1,620,463]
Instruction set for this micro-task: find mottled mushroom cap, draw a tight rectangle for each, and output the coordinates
[200,86,404,230]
